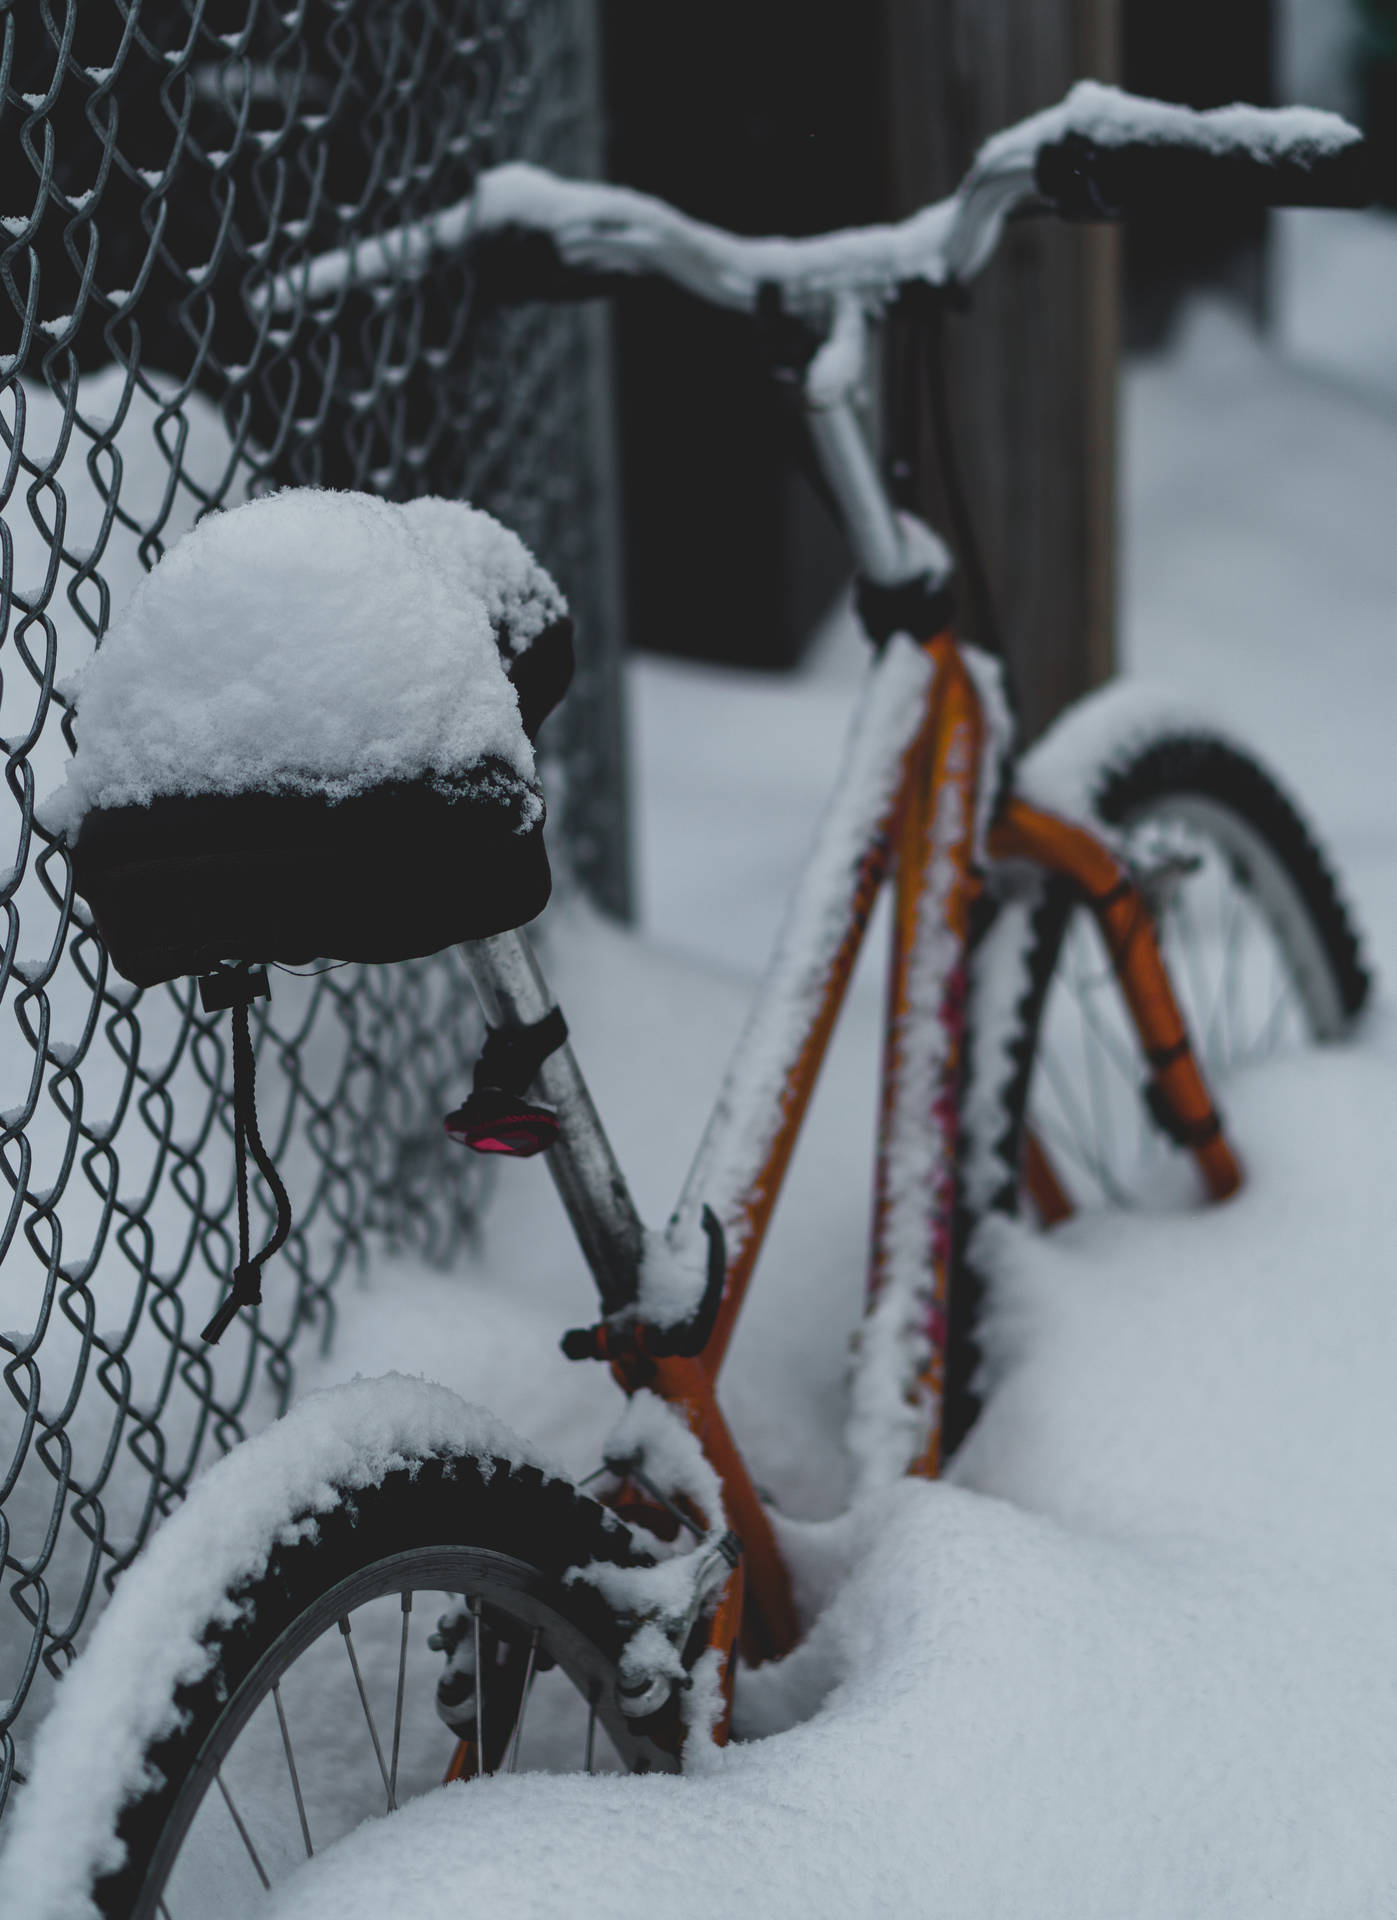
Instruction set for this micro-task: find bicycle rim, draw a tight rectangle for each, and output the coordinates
[946,726,1368,1454]
[1022,761,1366,1213]
[94,1455,681,1920]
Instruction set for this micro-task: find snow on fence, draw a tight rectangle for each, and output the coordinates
[0,0,621,1819]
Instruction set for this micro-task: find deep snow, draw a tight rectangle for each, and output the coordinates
[262,299,1397,1918]
[6,261,1397,1917]
[1,1378,548,1920]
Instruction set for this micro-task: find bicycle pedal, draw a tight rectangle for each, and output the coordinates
[444,1088,560,1157]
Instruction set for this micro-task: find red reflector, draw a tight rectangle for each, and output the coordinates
[444,1097,560,1158]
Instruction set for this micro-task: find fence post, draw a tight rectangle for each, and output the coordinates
[880,0,1120,742]
[558,0,633,920]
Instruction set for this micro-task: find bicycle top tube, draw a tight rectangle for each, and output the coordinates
[261,81,1368,324]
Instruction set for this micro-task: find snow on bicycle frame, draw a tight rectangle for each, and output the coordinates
[252,85,1353,1593]
[134,82,1371,1692]
[236,80,1375,1658]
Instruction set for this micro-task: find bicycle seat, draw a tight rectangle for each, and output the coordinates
[57,490,573,988]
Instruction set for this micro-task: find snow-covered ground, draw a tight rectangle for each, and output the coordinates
[8,248,1397,1914]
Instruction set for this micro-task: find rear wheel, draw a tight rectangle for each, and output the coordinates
[950,723,1369,1449]
[94,1452,680,1919]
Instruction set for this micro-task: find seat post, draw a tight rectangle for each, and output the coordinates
[461,929,645,1317]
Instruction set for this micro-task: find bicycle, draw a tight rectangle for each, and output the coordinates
[3,82,1375,1919]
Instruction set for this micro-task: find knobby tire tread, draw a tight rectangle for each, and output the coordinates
[95,1451,677,1918]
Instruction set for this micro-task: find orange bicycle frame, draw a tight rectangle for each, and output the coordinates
[470,622,1243,1725]
[629,626,1242,1682]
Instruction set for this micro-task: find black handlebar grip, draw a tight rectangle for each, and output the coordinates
[1035,129,1374,222]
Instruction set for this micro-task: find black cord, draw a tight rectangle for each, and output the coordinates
[231,999,293,1271]
[202,998,294,1345]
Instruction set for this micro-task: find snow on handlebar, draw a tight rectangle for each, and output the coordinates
[256,163,967,318]
[256,82,1366,323]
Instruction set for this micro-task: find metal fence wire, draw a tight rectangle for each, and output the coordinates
[0,0,625,1817]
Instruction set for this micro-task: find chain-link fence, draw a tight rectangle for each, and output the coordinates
[0,0,625,1819]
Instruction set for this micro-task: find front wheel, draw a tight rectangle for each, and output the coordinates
[5,1379,680,1920]
[950,699,1370,1451]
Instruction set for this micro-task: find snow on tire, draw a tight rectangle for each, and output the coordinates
[2,1375,679,1920]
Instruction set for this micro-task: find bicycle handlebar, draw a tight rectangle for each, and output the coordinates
[1034,111,1373,223]
[259,82,1370,323]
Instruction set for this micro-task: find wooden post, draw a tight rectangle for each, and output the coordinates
[879,0,1120,742]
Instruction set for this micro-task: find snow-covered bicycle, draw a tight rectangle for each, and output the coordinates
[5,83,1374,1919]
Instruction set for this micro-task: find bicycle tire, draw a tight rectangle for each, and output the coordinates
[948,711,1370,1453]
[11,1391,681,1920]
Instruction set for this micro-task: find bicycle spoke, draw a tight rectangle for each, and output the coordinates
[1255,934,1284,1057]
[1221,867,1248,1066]
[1038,1041,1128,1204]
[389,1590,412,1809]
[1009,737,1364,1259]
[339,1615,394,1811]
[1197,861,1233,1068]
[506,1629,541,1773]
[1212,886,1230,1062]
[1037,845,1322,1216]
[215,1770,270,1892]
[1171,880,1217,1072]
[62,1469,686,1903]
[1037,1102,1116,1205]
[272,1680,313,1859]
[1036,1012,1097,1152]
[1069,924,1138,1083]
[1044,912,1159,1207]
[1070,939,1116,1180]
[1254,969,1302,1058]
[1074,952,1150,1185]
[1034,1055,1093,1175]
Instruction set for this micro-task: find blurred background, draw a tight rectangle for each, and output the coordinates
[2,0,1395,1830]
[605,0,1397,738]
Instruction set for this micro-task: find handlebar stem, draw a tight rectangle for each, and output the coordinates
[802,396,909,587]
[802,384,954,592]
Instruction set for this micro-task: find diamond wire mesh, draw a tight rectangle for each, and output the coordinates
[0,0,622,1817]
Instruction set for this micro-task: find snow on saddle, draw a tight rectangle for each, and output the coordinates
[54,488,572,989]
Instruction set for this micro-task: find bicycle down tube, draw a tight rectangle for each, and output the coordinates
[461,358,1248,1679]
